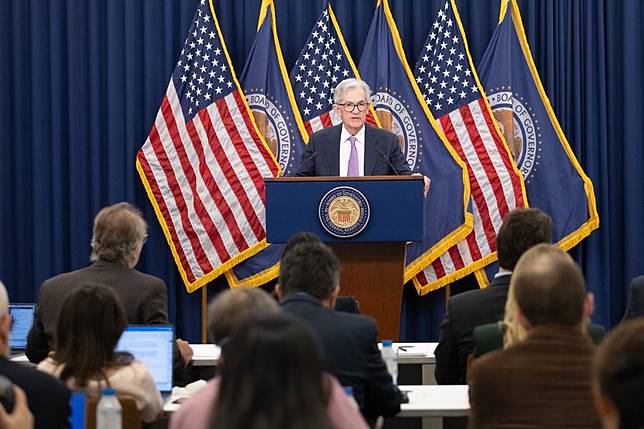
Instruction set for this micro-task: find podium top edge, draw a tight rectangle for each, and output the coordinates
[264,176,422,183]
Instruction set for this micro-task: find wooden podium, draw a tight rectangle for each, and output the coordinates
[264,176,424,341]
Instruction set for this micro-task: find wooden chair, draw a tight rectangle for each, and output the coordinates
[85,395,142,429]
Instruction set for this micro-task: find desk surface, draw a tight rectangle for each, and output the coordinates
[189,342,437,366]
[398,385,469,417]
[164,383,469,417]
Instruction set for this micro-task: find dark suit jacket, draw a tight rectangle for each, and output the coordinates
[623,275,644,321]
[26,260,190,386]
[294,124,412,176]
[281,293,401,419]
[434,274,511,385]
[27,260,169,363]
[468,325,602,429]
[0,357,71,429]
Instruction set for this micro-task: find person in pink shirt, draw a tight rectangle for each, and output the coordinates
[170,289,368,429]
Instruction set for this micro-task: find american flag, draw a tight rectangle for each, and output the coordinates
[136,0,279,292]
[413,0,525,287]
[290,3,377,136]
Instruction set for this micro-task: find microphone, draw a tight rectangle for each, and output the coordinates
[376,150,400,176]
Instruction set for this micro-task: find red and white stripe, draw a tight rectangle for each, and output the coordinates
[416,97,525,287]
[138,81,279,284]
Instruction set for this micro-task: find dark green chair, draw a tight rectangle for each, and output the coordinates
[472,322,606,358]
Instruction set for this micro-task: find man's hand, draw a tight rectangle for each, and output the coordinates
[0,386,33,429]
[176,339,194,365]
[423,175,431,198]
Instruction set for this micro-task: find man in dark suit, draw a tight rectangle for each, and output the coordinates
[295,78,430,196]
[434,208,553,384]
[0,281,70,428]
[468,244,601,428]
[26,203,192,383]
[276,241,401,420]
[622,275,644,321]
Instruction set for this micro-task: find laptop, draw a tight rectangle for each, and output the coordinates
[115,325,174,393]
[9,304,36,357]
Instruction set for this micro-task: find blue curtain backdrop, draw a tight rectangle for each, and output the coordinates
[1,0,642,342]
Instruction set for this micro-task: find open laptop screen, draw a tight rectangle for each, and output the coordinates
[9,304,36,350]
[115,325,174,392]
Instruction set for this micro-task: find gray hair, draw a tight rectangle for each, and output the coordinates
[207,288,280,345]
[0,281,8,317]
[333,78,372,104]
[90,202,148,267]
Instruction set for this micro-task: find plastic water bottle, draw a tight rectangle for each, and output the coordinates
[342,386,360,410]
[96,388,122,429]
[381,340,398,385]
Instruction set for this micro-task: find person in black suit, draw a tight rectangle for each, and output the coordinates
[26,202,192,384]
[276,241,401,420]
[622,275,644,321]
[434,208,553,384]
[0,281,70,429]
[294,78,430,196]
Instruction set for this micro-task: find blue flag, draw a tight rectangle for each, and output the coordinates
[358,0,474,293]
[478,0,599,250]
[225,0,308,287]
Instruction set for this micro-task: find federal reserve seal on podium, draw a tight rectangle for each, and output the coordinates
[318,187,370,238]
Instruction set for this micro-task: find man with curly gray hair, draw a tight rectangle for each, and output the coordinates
[26,203,192,380]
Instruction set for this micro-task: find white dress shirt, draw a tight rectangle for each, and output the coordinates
[339,125,366,176]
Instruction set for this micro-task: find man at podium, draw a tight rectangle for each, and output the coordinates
[295,78,429,195]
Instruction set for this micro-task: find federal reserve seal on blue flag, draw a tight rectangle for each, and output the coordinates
[319,187,370,238]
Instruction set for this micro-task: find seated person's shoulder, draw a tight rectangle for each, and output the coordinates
[7,359,69,396]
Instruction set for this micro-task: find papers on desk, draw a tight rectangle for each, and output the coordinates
[163,379,208,412]
[395,343,432,357]
[189,343,221,366]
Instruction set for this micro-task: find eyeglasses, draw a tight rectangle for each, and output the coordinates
[335,101,369,112]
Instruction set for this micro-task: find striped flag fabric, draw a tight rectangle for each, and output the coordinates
[225,0,381,289]
[358,0,474,293]
[224,0,308,288]
[290,0,380,136]
[477,0,598,253]
[136,0,280,292]
[413,0,527,292]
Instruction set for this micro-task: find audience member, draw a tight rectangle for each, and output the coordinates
[26,202,192,383]
[468,244,601,429]
[435,208,552,384]
[37,283,163,423]
[170,289,368,429]
[593,319,644,429]
[281,232,359,314]
[212,313,366,429]
[276,242,401,420]
[622,275,644,321]
[471,276,602,358]
[0,281,70,429]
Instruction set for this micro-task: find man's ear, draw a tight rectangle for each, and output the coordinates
[584,292,595,324]
[274,284,283,301]
[0,314,10,350]
[328,287,340,309]
[592,382,617,427]
[517,308,532,332]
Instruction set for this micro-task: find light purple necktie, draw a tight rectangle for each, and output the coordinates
[347,135,359,176]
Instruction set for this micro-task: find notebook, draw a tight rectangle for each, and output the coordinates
[9,304,36,354]
[115,325,174,392]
